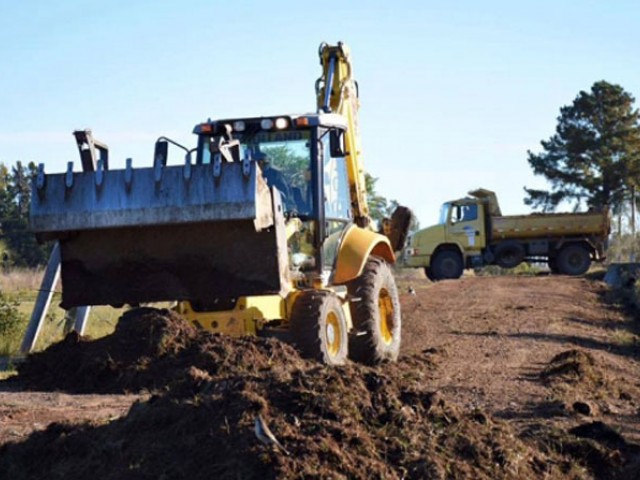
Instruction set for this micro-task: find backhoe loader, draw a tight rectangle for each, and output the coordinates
[29,42,411,365]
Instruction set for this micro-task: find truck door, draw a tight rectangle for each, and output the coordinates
[447,202,486,252]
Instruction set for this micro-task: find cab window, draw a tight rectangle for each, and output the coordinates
[451,204,478,223]
[320,130,351,268]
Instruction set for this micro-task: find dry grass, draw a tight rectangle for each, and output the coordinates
[0,268,124,356]
[0,268,44,296]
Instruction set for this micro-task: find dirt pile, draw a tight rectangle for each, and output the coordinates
[541,349,602,387]
[12,307,302,394]
[1,307,590,479]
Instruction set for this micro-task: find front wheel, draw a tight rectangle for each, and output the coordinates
[347,257,401,365]
[557,245,591,276]
[431,250,464,280]
[290,291,349,365]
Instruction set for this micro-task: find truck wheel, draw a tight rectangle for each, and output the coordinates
[557,245,591,276]
[347,257,401,365]
[431,250,463,280]
[424,267,436,281]
[290,291,348,365]
[494,241,525,269]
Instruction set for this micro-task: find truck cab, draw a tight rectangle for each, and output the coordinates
[404,197,486,279]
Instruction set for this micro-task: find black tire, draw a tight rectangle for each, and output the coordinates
[424,267,436,281]
[290,291,348,365]
[347,257,401,365]
[557,244,591,276]
[431,250,464,280]
[494,241,525,269]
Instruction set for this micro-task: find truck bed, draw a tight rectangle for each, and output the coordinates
[491,210,609,241]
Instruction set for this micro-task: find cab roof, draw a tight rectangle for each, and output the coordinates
[193,113,348,135]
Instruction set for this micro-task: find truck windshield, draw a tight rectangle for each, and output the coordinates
[201,130,313,217]
[438,203,451,224]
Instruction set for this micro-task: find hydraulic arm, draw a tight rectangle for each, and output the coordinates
[316,42,370,226]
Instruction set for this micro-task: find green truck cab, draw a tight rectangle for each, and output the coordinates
[403,189,610,280]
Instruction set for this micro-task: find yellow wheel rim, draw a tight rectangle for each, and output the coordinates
[326,311,342,357]
[378,288,394,345]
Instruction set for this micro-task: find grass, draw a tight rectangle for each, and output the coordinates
[0,268,124,358]
[0,268,44,294]
[610,329,639,347]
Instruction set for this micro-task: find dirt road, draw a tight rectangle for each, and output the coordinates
[400,274,640,443]
[1,274,639,478]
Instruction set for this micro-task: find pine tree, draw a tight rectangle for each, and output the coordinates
[524,81,640,212]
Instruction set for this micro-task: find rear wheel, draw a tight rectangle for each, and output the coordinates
[290,291,348,365]
[424,267,436,281]
[557,245,591,276]
[494,241,525,269]
[431,250,464,280]
[347,257,401,365]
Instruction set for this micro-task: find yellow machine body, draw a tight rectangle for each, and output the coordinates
[177,290,353,337]
[30,42,408,364]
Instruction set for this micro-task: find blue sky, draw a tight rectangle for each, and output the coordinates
[1,1,638,225]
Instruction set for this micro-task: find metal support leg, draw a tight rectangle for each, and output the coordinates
[20,242,61,354]
[73,306,91,336]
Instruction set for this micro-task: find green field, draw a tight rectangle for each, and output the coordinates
[0,268,125,359]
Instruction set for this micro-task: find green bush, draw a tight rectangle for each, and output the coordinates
[0,292,24,355]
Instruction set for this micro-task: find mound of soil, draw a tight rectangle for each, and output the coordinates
[2,306,637,479]
[541,350,601,386]
[1,307,585,479]
[12,307,303,394]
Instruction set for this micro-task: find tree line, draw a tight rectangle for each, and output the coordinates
[0,161,51,268]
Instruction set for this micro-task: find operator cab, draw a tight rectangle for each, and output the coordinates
[194,113,353,277]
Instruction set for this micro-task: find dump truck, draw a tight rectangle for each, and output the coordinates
[28,42,412,366]
[403,189,610,280]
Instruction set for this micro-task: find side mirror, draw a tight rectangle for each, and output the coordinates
[154,141,168,166]
[329,130,345,157]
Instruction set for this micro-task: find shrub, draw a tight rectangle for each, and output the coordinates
[0,291,22,337]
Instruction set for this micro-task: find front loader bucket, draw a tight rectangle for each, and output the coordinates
[30,161,289,308]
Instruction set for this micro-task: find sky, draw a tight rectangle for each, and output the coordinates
[1,1,638,225]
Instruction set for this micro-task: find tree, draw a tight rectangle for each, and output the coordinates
[365,173,393,227]
[365,172,420,234]
[524,81,640,212]
[0,160,51,268]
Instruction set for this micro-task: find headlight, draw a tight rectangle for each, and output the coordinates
[260,118,274,130]
[275,117,288,129]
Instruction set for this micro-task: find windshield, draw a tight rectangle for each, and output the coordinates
[438,202,451,224]
[201,130,312,216]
